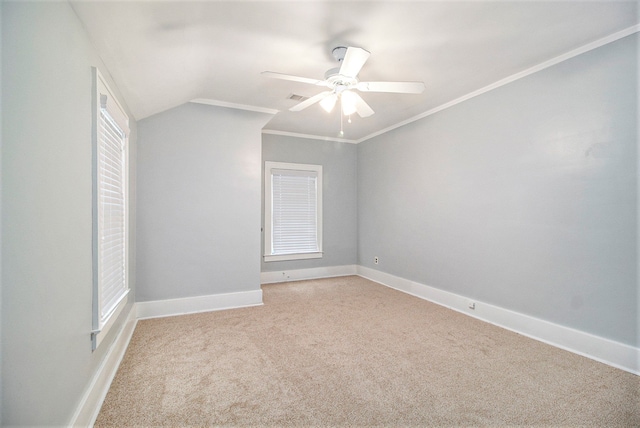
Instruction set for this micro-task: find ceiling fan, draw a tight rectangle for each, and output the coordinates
[262,46,425,118]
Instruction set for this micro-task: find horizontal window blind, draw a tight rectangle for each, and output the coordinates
[271,168,318,255]
[98,99,127,326]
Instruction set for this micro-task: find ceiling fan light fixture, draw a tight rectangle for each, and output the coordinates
[341,90,358,116]
[320,93,338,113]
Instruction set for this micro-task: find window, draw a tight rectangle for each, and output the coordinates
[264,161,323,262]
[92,69,130,350]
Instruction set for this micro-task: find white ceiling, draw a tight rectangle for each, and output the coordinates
[70,1,639,142]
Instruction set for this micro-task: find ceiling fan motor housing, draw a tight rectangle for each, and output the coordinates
[324,67,358,92]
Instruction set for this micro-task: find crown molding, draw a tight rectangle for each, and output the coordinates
[190,98,279,115]
[259,24,640,145]
[355,24,640,144]
[261,129,358,144]
[199,24,639,145]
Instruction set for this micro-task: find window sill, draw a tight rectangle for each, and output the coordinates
[264,252,323,262]
[93,289,129,351]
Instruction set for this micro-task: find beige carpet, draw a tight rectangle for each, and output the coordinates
[96,276,639,426]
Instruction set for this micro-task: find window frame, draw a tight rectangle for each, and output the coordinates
[91,68,130,350]
[264,161,323,262]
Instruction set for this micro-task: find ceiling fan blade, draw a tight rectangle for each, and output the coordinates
[261,71,327,87]
[289,91,335,112]
[339,47,370,78]
[351,92,375,117]
[357,81,425,94]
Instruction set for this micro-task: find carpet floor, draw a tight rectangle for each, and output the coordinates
[95,276,639,426]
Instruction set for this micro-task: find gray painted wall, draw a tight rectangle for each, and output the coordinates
[358,34,638,346]
[136,103,272,302]
[1,2,137,425]
[262,134,358,272]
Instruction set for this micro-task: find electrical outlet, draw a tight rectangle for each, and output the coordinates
[374,256,379,264]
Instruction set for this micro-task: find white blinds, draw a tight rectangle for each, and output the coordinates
[97,104,127,325]
[271,169,319,255]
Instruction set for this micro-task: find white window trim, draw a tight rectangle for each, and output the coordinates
[91,68,130,350]
[264,161,323,262]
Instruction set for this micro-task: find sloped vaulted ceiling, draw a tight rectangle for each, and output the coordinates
[70,1,639,142]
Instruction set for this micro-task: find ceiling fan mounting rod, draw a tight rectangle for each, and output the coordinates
[331,46,348,62]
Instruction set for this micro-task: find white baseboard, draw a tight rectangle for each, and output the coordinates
[261,264,357,284]
[69,289,263,426]
[357,265,639,376]
[69,303,138,427]
[69,265,637,427]
[136,289,263,320]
